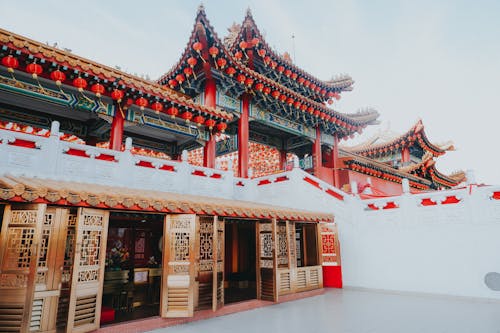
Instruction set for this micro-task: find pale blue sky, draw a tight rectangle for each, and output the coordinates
[1,0,499,184]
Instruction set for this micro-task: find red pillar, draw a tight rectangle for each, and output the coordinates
[279,149,287,170]
[238,94,250,178]
[332,134,340,187]
[203,78,216,168]
[313,126,322,177]
[109,108,124,151]
[402,147,410,164]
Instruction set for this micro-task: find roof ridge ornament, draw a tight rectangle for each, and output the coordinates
[197,3,205,13]
[246,7,252,17]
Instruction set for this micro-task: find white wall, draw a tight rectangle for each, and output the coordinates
[339,187,500,300]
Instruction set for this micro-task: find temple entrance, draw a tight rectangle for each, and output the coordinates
[224,220,257,304]
[101,212,164,325]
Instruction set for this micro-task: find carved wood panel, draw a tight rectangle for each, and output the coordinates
[66,208,109,333]
[0,204,46,333]
[162,214,196,318]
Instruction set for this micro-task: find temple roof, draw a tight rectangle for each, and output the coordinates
[157,6,379,138]
[0,27,232,122]
[225,9,354,101]
[0,174,332,222]
[343,120,453,157]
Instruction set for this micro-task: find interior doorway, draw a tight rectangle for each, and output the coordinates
[101,212,164,325]
[224,220,257,304]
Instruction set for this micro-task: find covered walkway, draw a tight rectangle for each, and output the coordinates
[150,288,500,333]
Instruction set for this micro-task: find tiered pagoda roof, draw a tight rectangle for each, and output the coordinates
[0,27,232,124]
[341,120,465,189]
[158,6,379,139]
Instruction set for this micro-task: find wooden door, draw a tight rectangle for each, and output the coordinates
[212,217,224,311]
[31,207,70,332]
[66,208,109,333]
[161,214,196,318]
[0,204,46,332]
[256,219,277,302]
[196,216,215,310]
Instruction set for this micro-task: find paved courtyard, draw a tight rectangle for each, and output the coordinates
[149,288,500,333]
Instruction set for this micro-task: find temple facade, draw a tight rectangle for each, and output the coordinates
[1,5,499,333]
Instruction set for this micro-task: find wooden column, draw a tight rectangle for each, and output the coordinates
[312,126,322,177]
[238,94,250,178]
[203,78,216,168]
[109,108,124,151]
[332,134,340,187]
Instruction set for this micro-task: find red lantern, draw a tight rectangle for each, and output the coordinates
[183,67,193,77]
[72,77,87,92]
[279,94,286,102]
[284,69,292,77]
[217,58,227,69]
[135,97,148,110]
[192,41,203,52]
[320,112,326,119]
[315,86,321,93]
[263,86,271,95]
[205,118,216,129]
[234,51,243,60]
[320,89,327,96]
[151,101,163,114]
[239,41,248,50]
[1,55,19,72]
[181,111,193,122]
[263,56,271,65]
[307,106,314,114]
[225,67,236,77]
[270,61,277,69]
[327,91,334,98]
[304,80,311,87]
[291,73,298,80]
[327,98,333,105]
[175,73,185,84]
[237,74,246,84]
[187,57,197,67]
[300,104,307,111]
[216,122,227,133]
[90,83,105,97]
[193,115,205,126]
[50,70,66,86]
[208,46,219,58]
[111,89,124,102]
[255,82,264,92]
[277,65,285,73]
[286,97,294,105]
[297,77,305,85]
[271,90,280,99]
[257,49,266,57]
[245,77,254,87]
[26,62,43,79]
[251,38,260,46]
[310,83,317,91]
[166,106,179,118]
[294,101,301,109]
[168,79,178,88]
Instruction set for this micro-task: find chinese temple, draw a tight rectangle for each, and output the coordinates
[2,5,498,333]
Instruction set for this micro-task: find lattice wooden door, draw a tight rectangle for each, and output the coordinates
[196,216,215,310]
[256,219,277,302]
[0,204,46,332]
[66,208,109,333]
[161,214,196,318]
[212,218,224,311]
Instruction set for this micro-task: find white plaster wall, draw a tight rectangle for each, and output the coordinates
[338,188,500,300]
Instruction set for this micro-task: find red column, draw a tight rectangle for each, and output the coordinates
[279,149,287,170]
[109,108,124,151]
[203,78,216,168]
[238,94,250,178]
[313,126,322,177]
[332,134,340,188]
[402,147,410,164]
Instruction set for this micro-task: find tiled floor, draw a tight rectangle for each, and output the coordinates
[149,288,500,333]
